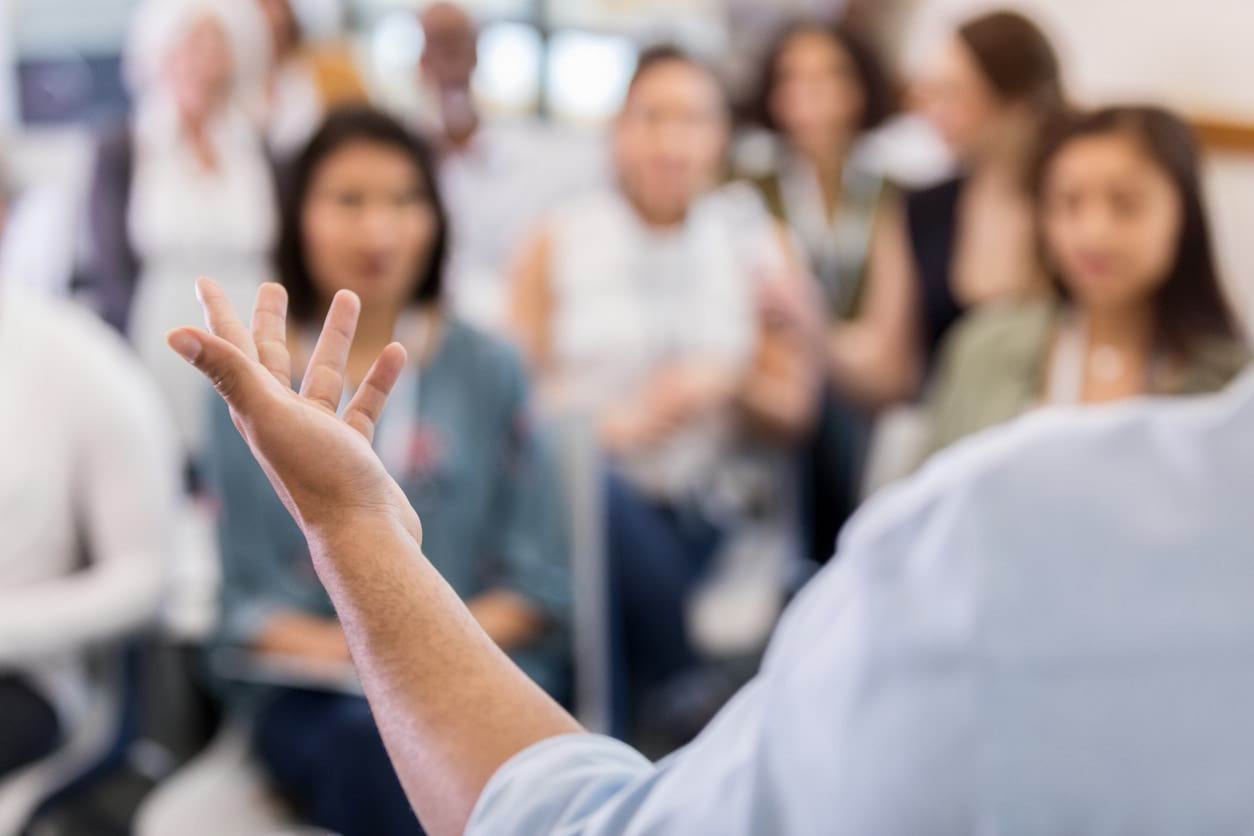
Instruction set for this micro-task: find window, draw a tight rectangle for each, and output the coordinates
[545,30,636,124]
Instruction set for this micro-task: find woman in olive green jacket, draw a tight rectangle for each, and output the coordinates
[926,106,1249,459]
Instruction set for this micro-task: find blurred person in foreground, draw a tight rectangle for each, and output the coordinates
[0,279,177,780]
[509,46,821,742]
[167,246,1254,834]
[413,2,607,331]
[204,107,569,836]
[924,106,1248,456]
[251,0,367,159]
[88,0,277,457]
[744,19,903,559]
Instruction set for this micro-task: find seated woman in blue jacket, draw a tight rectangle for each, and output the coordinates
[203,106,570,836]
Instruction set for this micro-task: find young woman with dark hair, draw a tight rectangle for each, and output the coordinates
[205,106,570,836]
[745,21,903,561]
[749,21,898,319]
[924,105,1248,456]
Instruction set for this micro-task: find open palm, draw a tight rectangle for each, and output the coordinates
[168,278,422,543]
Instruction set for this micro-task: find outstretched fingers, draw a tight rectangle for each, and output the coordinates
[251,283,293,389]
[344,342,408,443]
[300,290,361,413]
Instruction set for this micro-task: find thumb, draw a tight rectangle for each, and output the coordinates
[167,326,264,412]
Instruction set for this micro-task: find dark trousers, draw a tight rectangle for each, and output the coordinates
[254,689,424,836]
[802,387,871,565]
[606,473,723,736]
[0,677,61,779]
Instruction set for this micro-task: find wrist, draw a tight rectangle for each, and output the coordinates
[303,494,422,556]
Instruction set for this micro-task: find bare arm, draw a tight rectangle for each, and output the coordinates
[737,224,824,440]
[168,279,581,836]
[827,199,923,409]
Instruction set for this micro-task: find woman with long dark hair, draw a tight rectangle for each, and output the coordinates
[748,21,898,319]
[205,106,570,836]
[924,106,1248,455]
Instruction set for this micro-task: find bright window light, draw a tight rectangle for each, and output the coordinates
[474,22,542,114]
[546,30,636,124]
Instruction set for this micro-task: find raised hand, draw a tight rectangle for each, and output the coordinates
[167,278,421,543]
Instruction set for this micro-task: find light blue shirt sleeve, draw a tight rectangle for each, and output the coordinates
[467,470,978,836]
[467,373,1254,834]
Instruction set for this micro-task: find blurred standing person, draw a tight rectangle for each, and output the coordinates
[206,108,570,836]
[746,20,900,560]
[0,279,177,780]
[252,0,367,159]
[510,47,820,742]
[414,2,607,332]
[87,0,277,458]
[925,107,1248,456]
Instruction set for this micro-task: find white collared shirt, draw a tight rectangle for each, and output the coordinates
[470,370,1254,835]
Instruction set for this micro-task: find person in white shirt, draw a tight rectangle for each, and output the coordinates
[169,263,1254,835]
[509,45,821,742]
[88,0,277,456]
[0,286,177,780]
[413,2,609,331]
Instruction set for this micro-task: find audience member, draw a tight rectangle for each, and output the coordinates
[745,20,901,558]
[414,2,607,331]
[88,0,277,456]
[509,46,819,741]
[749,21,897,318]
[204,107,570,836]
[252,0,367,158]
[926,106,1249,456]
[0,280,177,780]
[908,10,1066,359]
[801,11,1067,410]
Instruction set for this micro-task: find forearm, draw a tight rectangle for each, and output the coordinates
[737,330,821,441]
[827,325,921,409]
[307,511,583,836]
